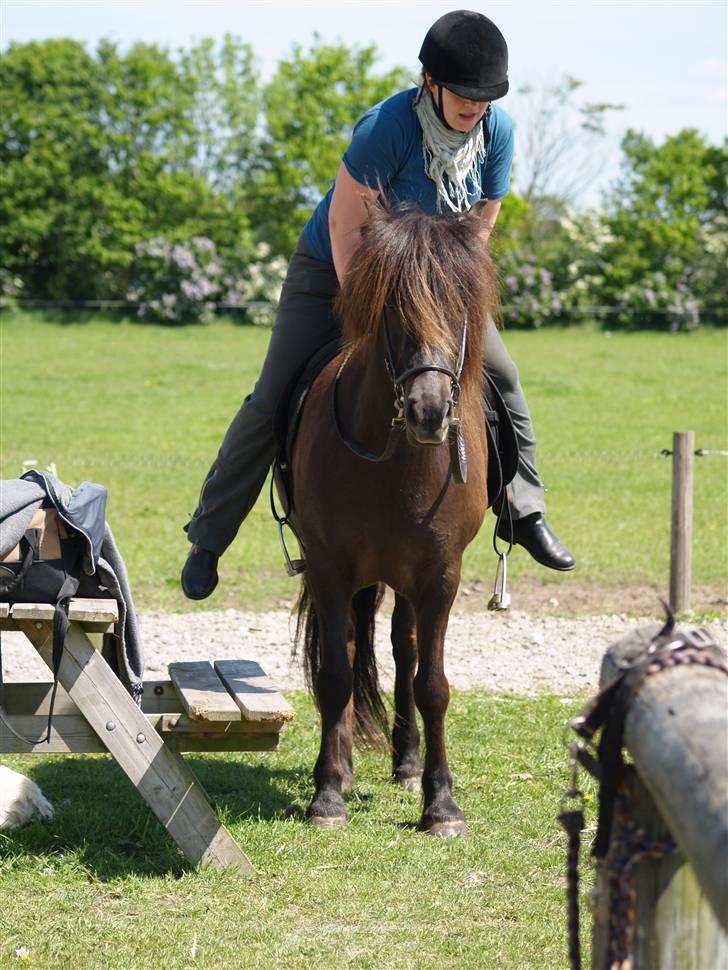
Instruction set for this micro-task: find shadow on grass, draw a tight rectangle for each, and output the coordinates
[2,755,310,880]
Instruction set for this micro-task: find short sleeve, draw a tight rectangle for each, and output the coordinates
[481,107,515,200]
[343,103,409,192]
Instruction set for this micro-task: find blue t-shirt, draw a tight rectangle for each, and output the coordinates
[302,87,514,264]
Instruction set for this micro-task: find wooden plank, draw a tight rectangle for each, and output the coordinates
[17,619,254,875]
[0,682,79,716]
[0,712,282,754]
[8,599,116,631]
[68,598,118,623]
[169,661,242,722]
[0,714,106,753]
[164,733,280,754]
[215,659,295,723]
[154,714,283,736]
[8,603,56,621]
[0,604,9,619]
[142,680,187,714]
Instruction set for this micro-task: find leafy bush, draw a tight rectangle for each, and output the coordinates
[126,236,286,325]
[0,268,23,307]
[499,249,564,328]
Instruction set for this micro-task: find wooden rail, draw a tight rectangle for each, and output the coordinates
[590,624,728,969]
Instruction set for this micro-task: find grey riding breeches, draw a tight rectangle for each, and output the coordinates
[185,237,546,555]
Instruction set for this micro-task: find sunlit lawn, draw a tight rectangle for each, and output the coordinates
[1,312,726,612]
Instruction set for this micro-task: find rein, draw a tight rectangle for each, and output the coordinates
[332,309,469,482]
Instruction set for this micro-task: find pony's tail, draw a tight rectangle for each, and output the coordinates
[352,584,389,748]
[294,582,389,749]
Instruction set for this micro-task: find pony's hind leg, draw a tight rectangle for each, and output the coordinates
[391,594,421,791]
[414,580,466,838]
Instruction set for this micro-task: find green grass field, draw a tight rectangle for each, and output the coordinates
[0,691,597,970]
[1,312,725,613]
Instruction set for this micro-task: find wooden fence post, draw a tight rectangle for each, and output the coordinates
[669,430,694,614]
[590,624,728,969]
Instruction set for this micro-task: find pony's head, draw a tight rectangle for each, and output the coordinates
[335,201,500,445]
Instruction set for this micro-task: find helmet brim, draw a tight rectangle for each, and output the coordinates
[439,79,509,102]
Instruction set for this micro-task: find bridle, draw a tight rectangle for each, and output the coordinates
[332,305,470,483]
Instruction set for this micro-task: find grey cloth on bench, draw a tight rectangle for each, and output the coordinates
[0,473,144,703]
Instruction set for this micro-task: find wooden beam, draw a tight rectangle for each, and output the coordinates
[17,619,254,875]
[169,661,242,721]
[215,659,295,723]
[0,709,283,754]
[600,624,728,931]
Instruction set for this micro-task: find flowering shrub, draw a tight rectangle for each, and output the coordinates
[499,250,565,329]
[219,243,288,327]
[0,268,24,308]
[615,269,701,331]
[126,237,286,325]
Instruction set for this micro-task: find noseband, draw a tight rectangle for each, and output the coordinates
[332,308,470,483]
[382,305,467,434]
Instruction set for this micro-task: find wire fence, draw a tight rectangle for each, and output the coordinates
[4,298,727,324]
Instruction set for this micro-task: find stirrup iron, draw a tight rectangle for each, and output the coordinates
[488,552,510,611]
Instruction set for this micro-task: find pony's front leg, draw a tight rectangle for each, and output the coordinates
[391,594,421,790]
[413,581,465,837]
[307,575,354,828]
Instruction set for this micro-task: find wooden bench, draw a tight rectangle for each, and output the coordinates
[0,599,294,875]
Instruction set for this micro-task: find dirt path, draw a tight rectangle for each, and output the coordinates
[3,598,725,698]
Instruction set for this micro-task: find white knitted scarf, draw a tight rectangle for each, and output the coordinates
[413,87,487,213]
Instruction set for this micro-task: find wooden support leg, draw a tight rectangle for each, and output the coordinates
[18,619,254,876]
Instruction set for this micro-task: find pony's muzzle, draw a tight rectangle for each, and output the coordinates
[405,374,453,445]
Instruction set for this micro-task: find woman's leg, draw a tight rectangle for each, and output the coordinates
[485,316,545,519]
[485,316,575,571]
[183,240,340,593]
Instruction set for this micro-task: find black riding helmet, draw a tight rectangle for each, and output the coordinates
[419,9,509,103]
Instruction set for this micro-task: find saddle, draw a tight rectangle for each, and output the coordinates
[271,340,519,520]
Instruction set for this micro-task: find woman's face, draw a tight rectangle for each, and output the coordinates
[425,76,489,132]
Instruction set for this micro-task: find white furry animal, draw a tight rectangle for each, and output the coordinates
[0,766,54,830]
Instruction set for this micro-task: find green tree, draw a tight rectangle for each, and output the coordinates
[0,37,260,300]
[250,38,410,256]
[598,129,727,326]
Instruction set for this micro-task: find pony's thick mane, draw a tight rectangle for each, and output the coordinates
[334,202,501,382]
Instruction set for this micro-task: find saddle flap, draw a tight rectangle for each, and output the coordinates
[483,373,519,499]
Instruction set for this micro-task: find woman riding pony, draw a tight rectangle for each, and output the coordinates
[182,9,576,600]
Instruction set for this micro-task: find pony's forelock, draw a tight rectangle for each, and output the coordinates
[334,203,500,386]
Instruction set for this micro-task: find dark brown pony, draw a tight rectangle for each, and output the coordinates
[291,200,500,836]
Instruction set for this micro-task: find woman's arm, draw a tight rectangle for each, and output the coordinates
[480,198,502,241]
[329,163,381,285]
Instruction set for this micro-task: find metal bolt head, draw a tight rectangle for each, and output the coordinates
[136,733,146,744]
[105,721,116,731]
[35,621,43,630]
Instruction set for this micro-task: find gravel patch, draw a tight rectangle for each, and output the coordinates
[3,610,725,698]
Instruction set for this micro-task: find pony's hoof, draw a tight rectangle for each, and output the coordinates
[424,818,468,839]
[308,813,348,829]
[394,773,422,793]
